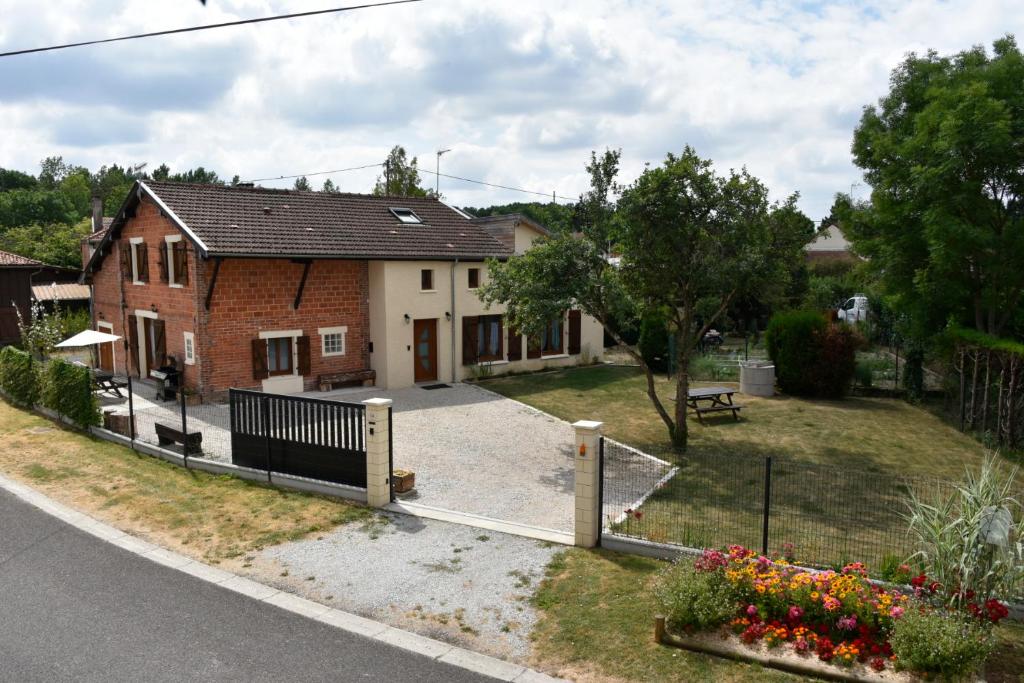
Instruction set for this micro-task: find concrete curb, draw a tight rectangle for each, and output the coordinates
[0,473,560,683]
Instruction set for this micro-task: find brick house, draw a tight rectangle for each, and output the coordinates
[82,181,603,399]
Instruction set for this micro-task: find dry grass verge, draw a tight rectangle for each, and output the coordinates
[0,400,376,567]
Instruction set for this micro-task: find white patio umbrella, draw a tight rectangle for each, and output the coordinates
[55,329,122,348]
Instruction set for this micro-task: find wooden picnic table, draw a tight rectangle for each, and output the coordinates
[686,386,743,423]
[92,370,128,398]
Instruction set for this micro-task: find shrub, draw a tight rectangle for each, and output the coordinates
[765,311,858,398]
[0,345,39,406]
[890,607,994,678]
[655,559,736,631]
[638,311,670,373]
[854,360,874,388]
[40,358,100,427]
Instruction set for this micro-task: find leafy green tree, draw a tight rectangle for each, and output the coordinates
[482,147,809,451]
[0,167,38,191]
[0,189,77,229]
[170,166,222,184]
[151,163,172,181]
[91,163,147,215]
[321,179,340,193]
[0,220,92,268]
[293,176,312,191]
[58,167,93,220]
[38,156,73,190]
[845,36,1024,338]
[373,145,431,197]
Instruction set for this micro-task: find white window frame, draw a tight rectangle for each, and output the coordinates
[183,331,196,365]
[318,326,347,357]
[165,235,183,288]
[258,329,302,377]
[130,237,144,285]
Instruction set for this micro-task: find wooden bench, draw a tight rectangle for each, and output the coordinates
[155,422,203,455]
[318,369,376,391]
[693,404,743,422]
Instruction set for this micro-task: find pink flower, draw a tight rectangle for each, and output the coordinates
[889,606,904,619]
[746,604,758,617]
[787,606,804,622]
[823,596,841,612]
[837,615,857,631]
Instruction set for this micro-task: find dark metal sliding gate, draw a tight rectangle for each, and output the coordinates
[229,389,367,487]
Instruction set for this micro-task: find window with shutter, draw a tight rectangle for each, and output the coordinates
[136,242,149,282]
[120,244,132,281]
[568,310,582,355]
[461,315,479,365]
[157,241,168,283]
[296,335,311,375]
[507,327,523,361]
[476,315,503,362]
[541,314,564,355]
[151,319,166,368]
[251,339,269,380]
[174,241,189,285]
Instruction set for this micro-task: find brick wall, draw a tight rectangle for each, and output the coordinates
[91,195,371,398]
[195,257,370,397]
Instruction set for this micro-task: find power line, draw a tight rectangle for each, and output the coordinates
[418,168,577,202]
[0,0,423,58]
[243,163,383,183]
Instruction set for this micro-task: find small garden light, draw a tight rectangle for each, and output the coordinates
[579,443,586,456]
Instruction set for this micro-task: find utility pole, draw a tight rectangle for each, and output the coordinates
[384,159,391,195]
[435,148,451,197]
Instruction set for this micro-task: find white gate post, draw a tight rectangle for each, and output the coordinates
[572,420,603,548]
[363,398,393,508]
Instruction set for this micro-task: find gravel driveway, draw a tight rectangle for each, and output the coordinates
[330,383,577,531]
[250,513,560,661]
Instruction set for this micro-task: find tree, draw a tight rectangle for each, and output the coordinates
[91,163,147,215]
[481,147,809,451]
[372,145,431,197]
[0,189,77,229]
[463,202,575,233]
[151,163,172,181]
[38,156,72,189]
[0,167,38,192]
[1,220,92,268]
[293,176,311,191]
[845,36,1024,339]
[321,179,340,193]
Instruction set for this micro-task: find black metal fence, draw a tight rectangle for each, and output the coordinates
[97,374,369,489]
[229,389,367,487]
[599,437,960,570]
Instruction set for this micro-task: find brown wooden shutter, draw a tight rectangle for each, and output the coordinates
[251,339,269,380]
[296,335,311,375]
[568,310,582,355]
[461,316,479,365]
[120,243,131,281]
[152,319,166,368]
[137,243,149,282]
[527,334,542,359]
[175,241,189,285]
[507,326,523,361]
[127,315,139,374]
[157,241,168,283]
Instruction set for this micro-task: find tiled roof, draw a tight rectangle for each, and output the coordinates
[0,250,44,267]
[32,283,91,301]
[85,217,114,243]
[139,181,513,260]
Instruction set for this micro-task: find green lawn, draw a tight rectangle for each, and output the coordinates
[481,365,1002,568]
[530,548,1024,683]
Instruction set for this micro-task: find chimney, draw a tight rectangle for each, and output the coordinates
[91,196,103,233]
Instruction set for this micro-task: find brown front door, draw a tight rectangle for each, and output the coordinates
[413,318,438,383]
[98,338,114,372]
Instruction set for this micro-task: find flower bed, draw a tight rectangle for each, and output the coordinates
[656,546,1002,680]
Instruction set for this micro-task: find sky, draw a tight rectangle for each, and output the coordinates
[0,0,1021,221]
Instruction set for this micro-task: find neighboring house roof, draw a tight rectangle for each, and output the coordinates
[85,181,513,271]
[806,224,852,253]
[470,213,552,251]
[84,217,115,245]
[32,283,91,302]
[0,250,44,267]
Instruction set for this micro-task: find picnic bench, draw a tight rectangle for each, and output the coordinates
[92,370,128,398]
[318,368,376,391]
[686,386,743,423]
[155,422,203,455]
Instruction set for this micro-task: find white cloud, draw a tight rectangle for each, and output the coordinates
[0,0,1021,218]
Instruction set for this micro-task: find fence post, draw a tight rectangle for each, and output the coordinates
[572,420,603,548]
[363,398,393,507]
[179,367,189,469]
[127,374,136,447]
[261,395,272,484]
[762,456,772,556]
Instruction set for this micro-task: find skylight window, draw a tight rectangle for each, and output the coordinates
[389,207,422,224]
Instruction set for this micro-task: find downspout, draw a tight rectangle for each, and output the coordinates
[451,258,458,383]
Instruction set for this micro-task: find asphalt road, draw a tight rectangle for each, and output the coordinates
[0,489,494,682]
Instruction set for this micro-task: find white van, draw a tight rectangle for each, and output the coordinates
[837,295,869,323]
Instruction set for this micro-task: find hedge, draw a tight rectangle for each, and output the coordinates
[765,310,858,398]
[0,346,39,407]
[40,358,101,428]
